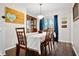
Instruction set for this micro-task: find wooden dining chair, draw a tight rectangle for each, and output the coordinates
[47,28,56,55]
[49,32,55,55]
[41,32,51,55]
[47,31,54,54]
[15,28,28,56]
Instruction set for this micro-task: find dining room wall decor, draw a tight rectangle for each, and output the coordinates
[61,16,67,28]
[62,21,67,24]
[62,25,67,28]
[73,3,79,22]
[5,7,24,24]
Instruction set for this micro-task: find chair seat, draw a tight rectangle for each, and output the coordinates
[20,44,26,48]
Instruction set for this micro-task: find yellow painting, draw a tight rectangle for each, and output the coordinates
[5,7,24,24]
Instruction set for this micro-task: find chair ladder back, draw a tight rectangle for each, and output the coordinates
[16,28,27,46]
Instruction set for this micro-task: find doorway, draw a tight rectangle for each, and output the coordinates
[54,15,58,42]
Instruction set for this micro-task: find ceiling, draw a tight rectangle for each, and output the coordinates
[24,3,73,16]
[1,3,74,16]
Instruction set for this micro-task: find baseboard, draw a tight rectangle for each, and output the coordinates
[5,45,16,51]
[4,45,16,55]
[59,40,71,43]
[72,46,78,56]
[59,40,78,56]
[0,51,5,56]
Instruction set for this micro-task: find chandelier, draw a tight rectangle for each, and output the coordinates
[37,4,44,19]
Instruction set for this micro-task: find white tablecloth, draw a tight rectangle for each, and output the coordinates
[26,32,46,54]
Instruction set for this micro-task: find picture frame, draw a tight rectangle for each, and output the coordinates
[5,7,24,24]
[62,21,67,24]
[62,25,67,28]
[73,3,79,22]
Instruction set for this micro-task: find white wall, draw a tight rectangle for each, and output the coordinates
[73,20,79,55]
[44,8,72,43]
[0,5,6,55]
[70,4,79,56]
[0,4,26,55]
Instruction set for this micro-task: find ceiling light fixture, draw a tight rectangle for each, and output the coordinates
[37,4,44,19]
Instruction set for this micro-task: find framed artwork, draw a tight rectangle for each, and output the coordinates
[5,7,24,24]
[73,3,79,22]
[61,16,67,28]
[62,25,67,28]
[62,21,67,24]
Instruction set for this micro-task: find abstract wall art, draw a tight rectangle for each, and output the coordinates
[5,7,24,24]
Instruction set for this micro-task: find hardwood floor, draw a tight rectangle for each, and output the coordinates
[5,42,76,56]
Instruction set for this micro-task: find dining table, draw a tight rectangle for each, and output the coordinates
[26,32,46,54]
